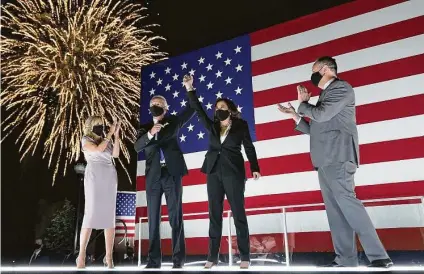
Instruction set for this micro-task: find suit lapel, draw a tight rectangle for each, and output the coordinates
[220,119,239,146]
[214,122,220,139]
[213,120,236,145]
[318,78,338,102]
[160,117,171,136]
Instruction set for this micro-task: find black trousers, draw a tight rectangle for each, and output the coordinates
[146,167,185,267]
[206,160,250,262]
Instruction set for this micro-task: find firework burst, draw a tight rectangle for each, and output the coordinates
[1,0,166,183]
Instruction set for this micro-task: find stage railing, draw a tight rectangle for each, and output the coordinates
[137,195,424,267]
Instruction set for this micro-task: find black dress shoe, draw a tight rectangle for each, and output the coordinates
[145,264,161,269]
[321,261,345,267]
[172,263,183,269]
[368,259,393,268]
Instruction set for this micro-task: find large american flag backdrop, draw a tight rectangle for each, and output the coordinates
[135,0,424,256]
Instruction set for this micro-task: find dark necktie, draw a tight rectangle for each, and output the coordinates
[155,129,165,163]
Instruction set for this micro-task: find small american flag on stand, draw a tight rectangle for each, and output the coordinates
[115,191,136,239]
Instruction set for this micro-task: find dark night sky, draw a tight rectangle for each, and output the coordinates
[1,0,353,260]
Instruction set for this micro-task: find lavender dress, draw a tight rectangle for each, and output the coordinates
[81,136,118,229]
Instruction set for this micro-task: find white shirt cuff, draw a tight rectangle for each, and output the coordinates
[295,116,302,125]
[147,131,153,140]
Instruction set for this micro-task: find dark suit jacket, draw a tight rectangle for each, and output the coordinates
[134,104,195,183]
[187,91,260,180]
[295,79,359,168]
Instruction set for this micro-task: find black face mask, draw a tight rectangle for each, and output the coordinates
[92,125,104,136]
[311,71,323,87]
[150,105,164,117]
[215,109,230,121]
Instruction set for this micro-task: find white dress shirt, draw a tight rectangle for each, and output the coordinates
[220,123,231,143]
[322,78,335,90]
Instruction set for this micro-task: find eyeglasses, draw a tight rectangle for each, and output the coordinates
[312,64,335,73]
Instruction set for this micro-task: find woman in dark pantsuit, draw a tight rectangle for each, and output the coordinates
[183,75,261,269]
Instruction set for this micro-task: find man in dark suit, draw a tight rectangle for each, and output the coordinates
[278,56,392,268]
[134,94,195,269]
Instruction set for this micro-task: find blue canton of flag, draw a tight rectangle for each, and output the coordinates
[139,35,255,159]
[116,192,136,217]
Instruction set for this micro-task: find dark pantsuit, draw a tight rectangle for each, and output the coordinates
[146,167,185,267]
[207,160,250,262]
[186,90,260,264]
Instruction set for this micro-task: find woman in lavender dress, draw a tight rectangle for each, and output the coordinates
[76,116,120,269]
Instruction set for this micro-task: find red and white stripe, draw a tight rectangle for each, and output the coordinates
[116,217,135,238]
[135,0,424,255]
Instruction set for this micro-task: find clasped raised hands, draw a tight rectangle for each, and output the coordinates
[183,74,194,91]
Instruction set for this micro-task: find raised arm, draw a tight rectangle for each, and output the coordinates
[186,91,214,132]
[177,102,196,128]
[297,83,352,122]
[112,121,121,158]
[183,74,213,132]
[242,120,260,175]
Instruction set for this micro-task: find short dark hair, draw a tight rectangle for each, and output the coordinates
[214,97,241,119]
[315,56,337,73]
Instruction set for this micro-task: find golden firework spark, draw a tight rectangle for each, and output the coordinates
[1,0,166,183]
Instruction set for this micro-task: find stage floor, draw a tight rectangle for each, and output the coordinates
[1,265,424,273]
